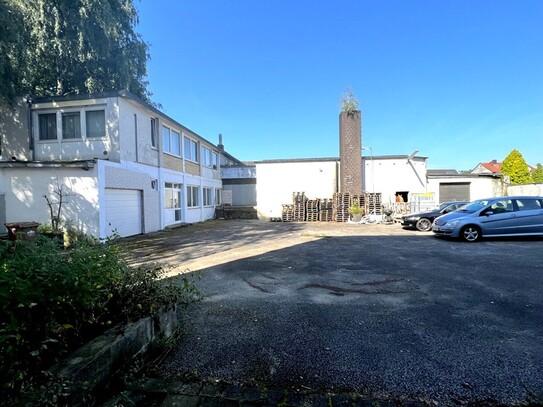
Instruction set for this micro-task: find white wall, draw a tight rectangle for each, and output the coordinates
[256,160,338,218]
[0,166,100,237]
[31,97,119,162]
[427,176,504,202]
[118,98,159,166]
[506,183,543,196]
[365,157,427,204]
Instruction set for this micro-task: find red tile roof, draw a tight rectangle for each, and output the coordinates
[480,161,502,173]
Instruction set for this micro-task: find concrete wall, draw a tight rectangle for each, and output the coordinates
[118,98,159,167]
[222,165,257,206]
[30,97,119,162]
[365,156,427,204]
[427,176,504,203]
[255,160,338,219]
[0,98,32,161]
[0,165,100,237]
[506,183,543,196]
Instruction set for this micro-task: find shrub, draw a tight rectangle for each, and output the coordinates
[0,235,200,404]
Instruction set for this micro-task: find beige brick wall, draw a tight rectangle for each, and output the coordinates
[163,154,183,172]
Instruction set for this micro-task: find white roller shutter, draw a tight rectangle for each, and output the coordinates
[105,189,143,237]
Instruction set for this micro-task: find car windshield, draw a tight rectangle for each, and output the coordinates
[458,200,490,213]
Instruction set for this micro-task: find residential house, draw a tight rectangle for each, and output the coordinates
[0,91,225,238]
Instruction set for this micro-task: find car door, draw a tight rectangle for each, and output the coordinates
[478,199,517,235]
[512,198,543,234]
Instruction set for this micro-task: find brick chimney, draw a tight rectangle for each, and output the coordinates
[339,110,362,194]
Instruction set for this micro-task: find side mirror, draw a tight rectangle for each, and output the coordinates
[485,211,494,217]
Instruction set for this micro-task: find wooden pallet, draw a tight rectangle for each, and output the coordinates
[319,210,334,222]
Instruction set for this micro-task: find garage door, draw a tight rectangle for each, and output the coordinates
[439,182,470,202]
[105,189,143,237]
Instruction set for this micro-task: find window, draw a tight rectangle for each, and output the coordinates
[165,182,182,221]
[187,185,199,207]
[171,130,180,155]
[62,112,81,139]
[516,199,542,211]
[215,189,222,206]
[201,146,212,167]
[86,110,105,138]
[203,187,213,206]
[184,137,198,162]
[150,118,157,148]
[38,113,57,140]
[212,151,219,170]
[162,126,180,155]
[162,126,170,152]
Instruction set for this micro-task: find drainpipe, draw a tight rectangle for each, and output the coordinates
[26,95,35,161]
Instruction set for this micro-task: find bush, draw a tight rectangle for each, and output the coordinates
[0,235,200,404]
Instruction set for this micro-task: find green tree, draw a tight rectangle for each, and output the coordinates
[501,149,532,185]
[0,0,25,106]
[532,163,543,184]
[1,0,152,104]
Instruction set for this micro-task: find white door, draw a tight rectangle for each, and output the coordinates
[105,189,143,237]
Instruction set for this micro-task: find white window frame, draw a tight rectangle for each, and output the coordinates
[150,117,157,149]
[85,110,106,138]
[38,113,58,140]
[187,185,199,208]
[203,187,213,207]
[201,146,212,167]
[165,182,182,221]
[184,136,198,162]
[162,125,181,156]
[215,188,222,206]
[61,111,81,139]
[37,107,106,142]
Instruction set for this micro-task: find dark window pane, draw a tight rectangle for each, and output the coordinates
[86,110,105,138]
[38,113,57,140]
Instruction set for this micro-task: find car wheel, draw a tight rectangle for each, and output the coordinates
[415,218,432,232]
[460,225,481,242]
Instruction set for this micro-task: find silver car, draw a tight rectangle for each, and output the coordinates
[432,196,543,242]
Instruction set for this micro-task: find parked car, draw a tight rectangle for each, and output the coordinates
[432,196,543,242]
[401,201,468,231]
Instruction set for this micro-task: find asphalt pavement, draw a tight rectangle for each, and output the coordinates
[123,220,543,405]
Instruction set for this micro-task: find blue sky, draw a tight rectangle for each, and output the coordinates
[136,1,542,170]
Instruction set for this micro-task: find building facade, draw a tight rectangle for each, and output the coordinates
[0,91,223,238]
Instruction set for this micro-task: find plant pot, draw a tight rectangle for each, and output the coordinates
[351,213,363,222]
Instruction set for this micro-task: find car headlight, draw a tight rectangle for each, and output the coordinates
[405,216,418,221]
[444,220,460,227]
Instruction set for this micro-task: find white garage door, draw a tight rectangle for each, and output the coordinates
[105,189,143,237]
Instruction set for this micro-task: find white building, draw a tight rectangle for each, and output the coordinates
[0,91,224,238]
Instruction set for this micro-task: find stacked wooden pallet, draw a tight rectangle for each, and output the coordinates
[292,192,307,221]
[305,199,320,222]
[365,192,382,215]
[333,192,351,222]
[319,198,334,222]
[281,204,294,222]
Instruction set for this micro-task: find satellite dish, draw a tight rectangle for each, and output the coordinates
[406,149,419,163]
